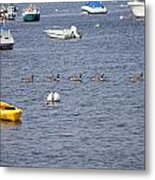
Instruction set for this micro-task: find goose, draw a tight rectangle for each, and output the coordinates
[22,74,34,83]
[91,73,105,81]
[129,72,144,82]
[69,73,82,82]
[47,74,60,82]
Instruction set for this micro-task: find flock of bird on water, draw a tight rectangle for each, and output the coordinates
[22,72,144,83]
[21,72,144,104]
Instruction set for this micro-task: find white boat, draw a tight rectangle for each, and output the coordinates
[5,4,18,20]
[81,1,107,14]
[0,24,14,50]
[44,26,82,40]
[0,4,18,20]
[128,1,145,18]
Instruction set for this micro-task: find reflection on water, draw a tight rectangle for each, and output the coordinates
[0,120,22,127]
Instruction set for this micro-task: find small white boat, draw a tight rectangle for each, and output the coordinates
[128,1,145,18]
[44,25,82,40]
[0,23,14,50]
[81,1,107,14]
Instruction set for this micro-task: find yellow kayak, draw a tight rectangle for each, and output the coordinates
[0,102,23,122]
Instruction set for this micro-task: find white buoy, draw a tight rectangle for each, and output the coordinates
[119,15,124,20]
[47,92,60,104]
[95,24,101,28]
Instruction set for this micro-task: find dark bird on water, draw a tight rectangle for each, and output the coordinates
[69,73,82,82]
[47,74,60,82]
[129,72,144,82]
[22,74,34,83]
[91,73,105,81]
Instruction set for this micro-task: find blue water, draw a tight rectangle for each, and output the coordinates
[0,2,144,169]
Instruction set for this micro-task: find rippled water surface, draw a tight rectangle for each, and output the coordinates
[0,2,144,169]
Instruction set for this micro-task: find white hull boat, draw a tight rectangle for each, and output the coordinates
[44,26,82,40]
[0,4,18,20]
[128,1,145,18]
[131,5,144,18]
[81,1,107,14]
[0,25,14,50]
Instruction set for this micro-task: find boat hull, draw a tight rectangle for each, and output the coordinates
[128,1,145,18]
[0,43,14,50]
[44,26,82,40]
[131,5,145,18]
[0,102,22,122]
[23,13,40,22]
[0,109,22,122]
[0,27,14,50]
[81,6,107,14]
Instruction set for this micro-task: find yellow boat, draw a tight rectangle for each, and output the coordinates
[0,102,22,122]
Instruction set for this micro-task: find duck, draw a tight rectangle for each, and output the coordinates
[91,73,105,81]
[22,74,34,83]
[129,72,144,82]
[69,73,82,82]
[47,74,60,82]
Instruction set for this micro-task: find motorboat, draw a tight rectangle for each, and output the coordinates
[127,1,145,18]
[0,23,14,50]
[0,4,18,20]
[5,4,18,20]
[44,25,82,40]
[81,1,107,14]
[0,102,22,122]
[22,4,40,22]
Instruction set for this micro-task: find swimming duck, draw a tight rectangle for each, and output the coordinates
[69,73,82,82]
[22,74,34,83]
[129,72,144,82]
[91,73,105,81]
[47,74,60,82]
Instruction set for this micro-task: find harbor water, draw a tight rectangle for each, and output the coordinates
[0,2,144,169]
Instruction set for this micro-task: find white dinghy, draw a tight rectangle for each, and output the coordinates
[44,25,82,40]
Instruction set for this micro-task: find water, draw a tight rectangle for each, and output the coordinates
[0,2,144,169]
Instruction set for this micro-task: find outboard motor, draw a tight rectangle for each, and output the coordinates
[70,25,82,38]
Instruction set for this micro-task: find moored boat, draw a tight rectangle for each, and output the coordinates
[0,102,22,122]
[81,1,107,14]
[0,23,14,50]
[22,4,40,22]
[127,1,145,18]
[44,25,82,40]
[0,4,18,20]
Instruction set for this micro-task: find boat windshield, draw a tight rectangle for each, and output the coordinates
[85,1,104,8]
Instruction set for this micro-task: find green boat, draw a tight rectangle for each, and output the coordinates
[22,4,40,22]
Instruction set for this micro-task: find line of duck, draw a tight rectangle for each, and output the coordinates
[22,72,144,84]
